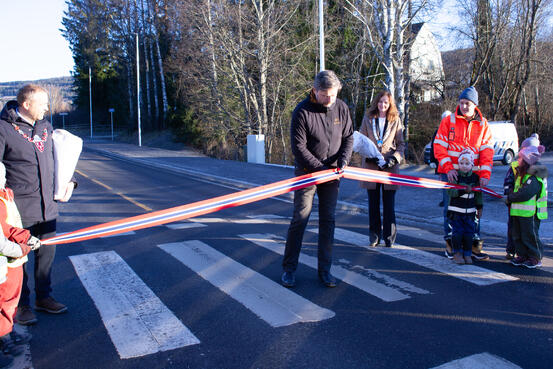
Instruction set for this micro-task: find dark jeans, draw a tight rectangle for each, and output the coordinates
[19,219,57,306]
[367,185,396,245]
[449,213,477,257]
[283,180,339,273]
[441,174,451,239]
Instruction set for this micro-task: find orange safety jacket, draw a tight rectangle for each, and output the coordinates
[433,106,494,180]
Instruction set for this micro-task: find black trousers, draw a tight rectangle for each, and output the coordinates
[19,219,57,306]
[283,180,339,273]
[511,215,543,260]
[368,185,396,245]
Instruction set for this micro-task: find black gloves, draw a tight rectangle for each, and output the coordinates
[337,159,348,171]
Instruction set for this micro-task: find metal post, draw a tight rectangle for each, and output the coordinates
[59,112,68,130]
[136,33,142,147]
[109,108,114,141]
[89,65,93,138]
[318,0,325,71]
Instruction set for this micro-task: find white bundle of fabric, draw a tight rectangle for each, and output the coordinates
[352,131,386,167]
[52,129,83,200]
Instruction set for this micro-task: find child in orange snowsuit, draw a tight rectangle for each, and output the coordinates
[0,162,40,364]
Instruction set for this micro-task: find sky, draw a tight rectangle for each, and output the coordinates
[0,0,465,84]
[0,0,74,82]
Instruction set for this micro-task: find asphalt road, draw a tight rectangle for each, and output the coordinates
[18,149,553,369]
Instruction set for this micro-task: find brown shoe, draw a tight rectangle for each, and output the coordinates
[35,297,67,314]
[453,253,464,265]
[464,255,473,264]
[15,306,37,326]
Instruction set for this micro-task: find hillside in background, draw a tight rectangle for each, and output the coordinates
[0,76,74,112]
[441,48,473,89]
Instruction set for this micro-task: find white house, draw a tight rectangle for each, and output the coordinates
[409,23,444,102]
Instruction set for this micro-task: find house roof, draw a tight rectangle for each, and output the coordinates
[411,22,424,36]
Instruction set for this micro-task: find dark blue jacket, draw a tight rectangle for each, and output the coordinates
[0,100,57,223]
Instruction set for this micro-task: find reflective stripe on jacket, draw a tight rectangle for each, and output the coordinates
[0,193,28,267]
[433,107,494,180]
[510,175,548,219]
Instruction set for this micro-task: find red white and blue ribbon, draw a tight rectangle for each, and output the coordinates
[342,167,465,190]
[342,167,502,198]
[42,169,340,245]
[42,167,501,245]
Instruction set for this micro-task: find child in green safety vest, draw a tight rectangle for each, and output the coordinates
[505,139,548,269]
[503,133,541,260]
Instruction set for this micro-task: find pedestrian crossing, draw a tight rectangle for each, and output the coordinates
[309,227,519,286]
[158,240,334,327]
[70,251,200,359]
[67,216,539,361]
[239,233,429,301]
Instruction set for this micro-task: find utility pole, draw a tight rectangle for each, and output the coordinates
[136,33,142,147]
[318,0,325,71]
[89,65,93,138]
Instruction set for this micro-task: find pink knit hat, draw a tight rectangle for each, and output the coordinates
[521,133,540,149]
[519,144,545,166]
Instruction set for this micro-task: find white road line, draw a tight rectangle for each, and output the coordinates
[165,222,207,230]
[430,352,522,369]
[318,228,518,286]
[398,224,553,274]
[239,234,422,302]
[246,214,287,219]
[190,217,276,224]
[158,240,334,327]
[70,251,199,359]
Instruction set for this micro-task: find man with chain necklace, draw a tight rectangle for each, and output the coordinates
[0,84,76,326]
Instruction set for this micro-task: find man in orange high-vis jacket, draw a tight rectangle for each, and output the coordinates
[433,86,494,261]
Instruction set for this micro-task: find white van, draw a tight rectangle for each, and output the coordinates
[424,120,519,165]
[489,121,519,165]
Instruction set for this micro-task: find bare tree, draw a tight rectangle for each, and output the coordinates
[457,0,552,123]
[344,0,435,122]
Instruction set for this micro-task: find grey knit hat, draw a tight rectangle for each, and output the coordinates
[459,86,478,105]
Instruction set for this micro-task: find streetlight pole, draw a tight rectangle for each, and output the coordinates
[89,65,93,138]
[318,0,325,71]
[109,108,114,141]
[136,33,142,147]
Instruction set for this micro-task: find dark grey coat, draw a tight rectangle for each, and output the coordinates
[290,92,353,175]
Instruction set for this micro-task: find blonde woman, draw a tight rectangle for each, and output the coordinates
[359,90,405,247]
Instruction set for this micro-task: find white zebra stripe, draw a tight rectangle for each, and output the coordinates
[239,233,423,302]
[70,251,199,359]
[313,228,518,286]
[158,240,334,327]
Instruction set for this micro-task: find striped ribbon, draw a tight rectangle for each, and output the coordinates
[42,167,501,245]
[42,169,340,245]
[343,167,464,190]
